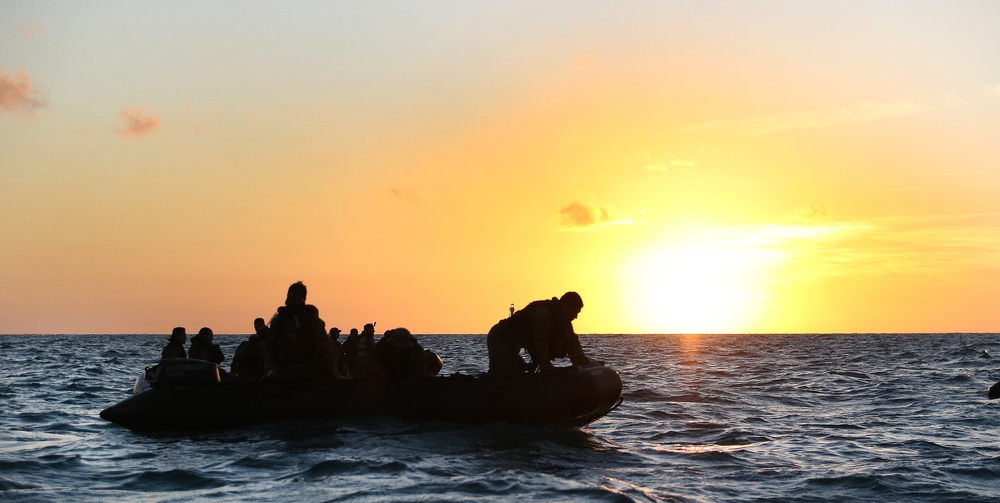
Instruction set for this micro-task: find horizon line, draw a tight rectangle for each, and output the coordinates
[1,332,997,336]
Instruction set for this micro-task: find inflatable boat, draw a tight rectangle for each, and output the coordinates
[100,359,623,431]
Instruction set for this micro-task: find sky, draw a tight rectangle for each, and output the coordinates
[3,1,1000,335]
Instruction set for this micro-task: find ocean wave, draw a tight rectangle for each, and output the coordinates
[3,333,1000,502]
[283,458,409,482]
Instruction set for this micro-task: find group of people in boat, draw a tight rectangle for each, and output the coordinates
[161,326,224,365]
[160,281,593,381]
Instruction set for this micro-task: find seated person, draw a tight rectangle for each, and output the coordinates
[328,327,352,378]
[189,327,224,365]
[230,318,270,381]
[266,282,348,381]
[161,327,188,360]
[342,323,385,379]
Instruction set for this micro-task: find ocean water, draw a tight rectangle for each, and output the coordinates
[2,333,999,502]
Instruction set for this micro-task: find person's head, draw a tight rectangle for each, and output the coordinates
[254,317,267,332]
[559,291,584,320]
[350,328,359,336]
[285,281,307,307]
[198,327,214,342]
[170,327,186,344]
[329,327,341,337]
[363,323,375,335]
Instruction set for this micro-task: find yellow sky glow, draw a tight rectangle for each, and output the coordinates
[2,3,1000,334]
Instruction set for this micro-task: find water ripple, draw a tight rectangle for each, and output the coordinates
[2,333,1000,502]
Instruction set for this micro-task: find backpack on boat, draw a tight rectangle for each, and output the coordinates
[376,328,442,378]
[268,305,323,367]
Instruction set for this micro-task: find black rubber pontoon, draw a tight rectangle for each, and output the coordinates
[100,361,623,431]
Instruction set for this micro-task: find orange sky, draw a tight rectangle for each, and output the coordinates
[3,3,1000,334]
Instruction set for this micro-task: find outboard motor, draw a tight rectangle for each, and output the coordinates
[134,359,222,393]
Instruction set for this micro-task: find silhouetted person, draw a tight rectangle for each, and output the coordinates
[487,291,591,377]
[161,327,188,360]
[189,327,224,365]
[343,323,385,379]
[329,327,342,350]
[230,318,271,381]
[342,327,360,372]
[328,327,352,378]
[266,281,347,380]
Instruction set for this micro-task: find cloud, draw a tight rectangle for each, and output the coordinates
[16,22,45,38]
[676,98,958,135]
[740,213,1000,281]
[645,158,697,172]
[0,68,46,115]
[558,201,632,229]
[387,187,419,205]
[117,108,160,138]
[787,201,831,222]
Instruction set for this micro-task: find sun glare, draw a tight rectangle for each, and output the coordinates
[620,236,777,334]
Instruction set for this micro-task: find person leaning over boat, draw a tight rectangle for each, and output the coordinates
[486,291,591,377]
[265,281,348,381]
[229,317,271,381]
[189,327,225,365]
[161,327,188,360]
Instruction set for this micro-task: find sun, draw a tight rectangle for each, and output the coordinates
[619,237,773,334]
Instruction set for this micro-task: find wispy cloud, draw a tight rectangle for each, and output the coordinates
[0,68,46,116]
[387,187,419,205]
[677,99,958,135]
[16,21,45,38]
[558,200,633,230]
[722,212,1000,282]
[787,201,832,222]
[117,107,160,138]
[645,158,697,172]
